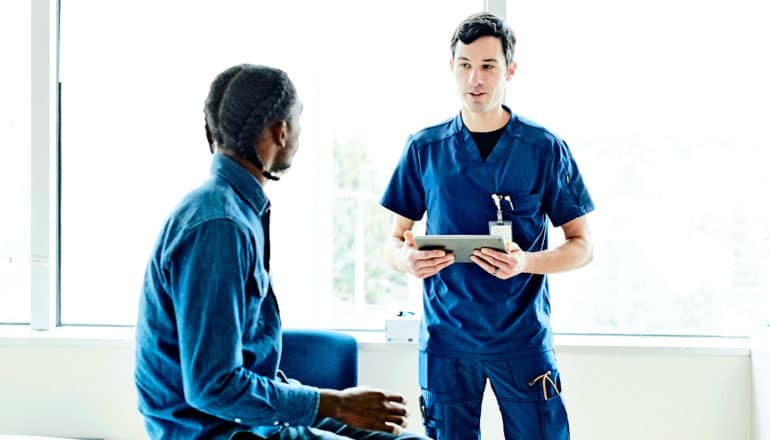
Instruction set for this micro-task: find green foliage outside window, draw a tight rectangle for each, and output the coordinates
[331,136,407,305]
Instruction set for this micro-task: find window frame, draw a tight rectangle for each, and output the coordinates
[29,0,59,330]
[35,0,503,329]
[20,0,765,339]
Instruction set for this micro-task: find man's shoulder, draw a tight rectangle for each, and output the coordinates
[176,179,227,214]
[166,179,250,235]
[409,115,459,147]
[510,113,563,147]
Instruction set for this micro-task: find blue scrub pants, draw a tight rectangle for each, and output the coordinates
[418,350,569,440]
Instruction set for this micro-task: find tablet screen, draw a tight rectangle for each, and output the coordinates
[413,235,506,263]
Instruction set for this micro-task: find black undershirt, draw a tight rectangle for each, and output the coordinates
[470,126,506,162]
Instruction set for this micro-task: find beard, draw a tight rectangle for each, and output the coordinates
[269,161,291,174]
[261,161,291,181]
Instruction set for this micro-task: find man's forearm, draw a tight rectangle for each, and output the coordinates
[523,236,593,275]
[385,236,406,272]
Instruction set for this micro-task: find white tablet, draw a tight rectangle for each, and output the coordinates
[413,235,506,263]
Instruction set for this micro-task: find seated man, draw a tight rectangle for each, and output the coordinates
[134,63,427,440]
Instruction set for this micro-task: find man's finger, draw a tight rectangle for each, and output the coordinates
[470,255,496,273]
[383,421,406,435]
[420,249,448,259]
[383,392,406,403]
[385,415,408,427]
[414,257,448,275]
[418,255,455,277]
[478,248,508,265]
[383,403,408,416]
[422,254,453,267]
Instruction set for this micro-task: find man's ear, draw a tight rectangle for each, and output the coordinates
[270,120,288,148]
[505,61,517,81]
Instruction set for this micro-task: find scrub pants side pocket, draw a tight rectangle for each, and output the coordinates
[537,392,570,440]
[533,370,569,440]
[508,352,570,440]
[418,351,458,438]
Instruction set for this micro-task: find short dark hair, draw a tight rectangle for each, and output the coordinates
[204,64,297,170]
[450,12,516,66]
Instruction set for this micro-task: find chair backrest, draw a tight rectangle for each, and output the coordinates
[279,329,358,390]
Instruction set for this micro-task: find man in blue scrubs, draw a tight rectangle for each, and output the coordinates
[135,64,427,440]
[381,13,595,440]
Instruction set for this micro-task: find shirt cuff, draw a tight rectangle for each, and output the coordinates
[275,382,321,427]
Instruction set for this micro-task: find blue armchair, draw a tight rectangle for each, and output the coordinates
[279,329,358,390]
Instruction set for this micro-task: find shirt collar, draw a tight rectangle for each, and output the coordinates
[452,104,517,134]
[210,152,271,215]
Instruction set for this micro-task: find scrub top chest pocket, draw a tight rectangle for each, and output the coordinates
[494,193,545,249]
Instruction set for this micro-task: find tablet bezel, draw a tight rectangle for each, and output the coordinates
[413,235,506,263]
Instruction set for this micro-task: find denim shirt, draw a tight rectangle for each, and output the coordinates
[135,153,320,439]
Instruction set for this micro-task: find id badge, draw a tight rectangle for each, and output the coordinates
[488,221,512,244]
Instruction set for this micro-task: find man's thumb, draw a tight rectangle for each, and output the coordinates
[403,230,416,247]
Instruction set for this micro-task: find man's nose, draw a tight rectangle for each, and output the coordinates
[468,68,483,86]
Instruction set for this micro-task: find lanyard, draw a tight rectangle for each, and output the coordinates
[489,194,514,243]
[490,194,514,223]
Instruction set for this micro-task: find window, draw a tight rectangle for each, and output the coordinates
[0,1,31,324]
[59,0,481,326]
[51,1,769,335]
[508,0,770,335]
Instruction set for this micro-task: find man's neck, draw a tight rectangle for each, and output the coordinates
[215,148,269,184]
[461,107,510,132]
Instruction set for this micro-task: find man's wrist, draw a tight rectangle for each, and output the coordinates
[318,389,343,420]
[519,250,533,274]
[391,238,409,273]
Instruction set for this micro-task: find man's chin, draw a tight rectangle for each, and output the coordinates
[464,101,490,112]
[268,165,291,176]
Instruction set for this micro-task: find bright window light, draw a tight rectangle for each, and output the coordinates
[508,0,770,335]
[0,1,31,324]
[59,0,482,326]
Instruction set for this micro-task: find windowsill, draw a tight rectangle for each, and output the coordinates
[0,325,136,348]
[0,325,753,356]
[348,331,752,356]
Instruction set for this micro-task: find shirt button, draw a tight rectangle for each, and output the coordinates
[234,418,242,424]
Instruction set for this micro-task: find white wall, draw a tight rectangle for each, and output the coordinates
[360,339,753,440]
[0,337,144,439]
[0,330,753,440]
[752,327,770,440]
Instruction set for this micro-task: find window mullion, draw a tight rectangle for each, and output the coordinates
[30,0,59,330]
[485,0,507,18]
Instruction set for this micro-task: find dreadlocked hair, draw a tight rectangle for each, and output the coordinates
[204,64,297,170]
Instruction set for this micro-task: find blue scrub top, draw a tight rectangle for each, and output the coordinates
[381,106,595,359]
